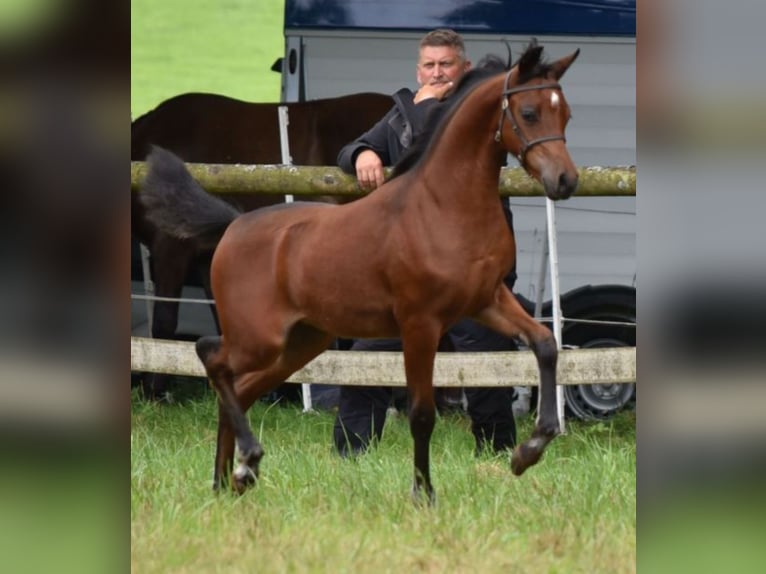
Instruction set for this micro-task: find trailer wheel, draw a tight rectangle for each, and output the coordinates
[563,337,635,420]
[512,285,635,420]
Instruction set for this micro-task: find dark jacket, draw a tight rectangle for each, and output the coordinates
[337,88,435,172]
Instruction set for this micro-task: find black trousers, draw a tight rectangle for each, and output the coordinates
[333,318,518,456]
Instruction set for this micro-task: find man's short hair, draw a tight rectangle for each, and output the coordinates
[419,29,466,61]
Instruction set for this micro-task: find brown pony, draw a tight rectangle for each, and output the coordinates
[141,41,580,502]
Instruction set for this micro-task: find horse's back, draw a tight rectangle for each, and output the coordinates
[131,91,393,164]
[131,93,282,163]
[216,201,336,256]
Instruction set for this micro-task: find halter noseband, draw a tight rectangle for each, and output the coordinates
[494,71,565,164]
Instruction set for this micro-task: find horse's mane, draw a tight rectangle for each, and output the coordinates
[390,39,553,180]
[513,38,555,85]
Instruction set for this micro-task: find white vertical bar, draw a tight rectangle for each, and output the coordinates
[534,230,549,319]
[520,228,549,419]
[278,105,312,412]
[277,106,295,203]
[139,243,154,335]
[545,198,566,433]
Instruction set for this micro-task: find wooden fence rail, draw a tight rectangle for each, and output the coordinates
[130,162,636,198]
[131,337,636,387]
[131,162,636,389]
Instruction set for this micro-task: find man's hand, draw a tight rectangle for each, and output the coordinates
[355,149,385,191]
[414,81,455,103]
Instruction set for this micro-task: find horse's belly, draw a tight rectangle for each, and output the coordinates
[300,292,400,339]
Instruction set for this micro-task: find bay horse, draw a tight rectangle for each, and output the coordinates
[140,41,580,502]
[131,92,393,398]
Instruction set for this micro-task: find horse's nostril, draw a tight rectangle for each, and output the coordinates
[558,172,578,197]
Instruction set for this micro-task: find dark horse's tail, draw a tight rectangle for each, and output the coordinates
[140,146,241,252]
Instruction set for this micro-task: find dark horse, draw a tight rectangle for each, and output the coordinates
[131,92,393,398]
[141,41,580,502]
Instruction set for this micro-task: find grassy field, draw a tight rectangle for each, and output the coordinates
[131,389,635,573]
[131,0,285,119]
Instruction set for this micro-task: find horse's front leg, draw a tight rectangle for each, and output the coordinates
[513,330,559,476]
[400,320,441,506]
[474,286,560,476]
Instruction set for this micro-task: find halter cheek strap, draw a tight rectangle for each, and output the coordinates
[494,72,565,164]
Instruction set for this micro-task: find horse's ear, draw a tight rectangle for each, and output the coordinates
[551,48,580,80]
[503,40,512,70]
[518,44,544,77]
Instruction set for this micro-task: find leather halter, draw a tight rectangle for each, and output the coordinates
[494,71,565,164]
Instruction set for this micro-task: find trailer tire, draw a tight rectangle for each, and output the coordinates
[562,336,635,420]
[521,285,636,421]
[559,287,636,420]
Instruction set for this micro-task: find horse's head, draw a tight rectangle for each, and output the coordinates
[496,42,580,200]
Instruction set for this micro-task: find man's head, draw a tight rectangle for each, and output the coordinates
[417,29,471,88]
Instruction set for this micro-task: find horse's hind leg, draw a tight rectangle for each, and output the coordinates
[213,400,236,491]
[198,324,333,494]
[196,335,261,493]
[475,287,560,476]
[196,256,221,333]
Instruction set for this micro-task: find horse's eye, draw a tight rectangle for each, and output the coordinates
[521,108,537,123]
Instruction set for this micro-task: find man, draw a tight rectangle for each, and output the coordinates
[333,29,518,457]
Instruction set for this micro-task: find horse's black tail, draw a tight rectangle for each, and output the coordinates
[140,146,241,252]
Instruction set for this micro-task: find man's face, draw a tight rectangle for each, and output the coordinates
[416,46,470,87]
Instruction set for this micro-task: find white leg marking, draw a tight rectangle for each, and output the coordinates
[233,463,256,481]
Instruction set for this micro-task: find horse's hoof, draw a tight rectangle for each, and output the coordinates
[510,438,546,476]
[227,445,264,494]
[232,464,257,494]
[510,448,528,476]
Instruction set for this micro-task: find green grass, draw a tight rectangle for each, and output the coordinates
[131,390,635,573]
[131,0,285,119]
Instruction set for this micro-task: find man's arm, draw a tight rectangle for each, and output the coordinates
[337,83,450,190]
[337,107,397,174]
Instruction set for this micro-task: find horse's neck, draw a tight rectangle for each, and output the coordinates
[419,80,507,204]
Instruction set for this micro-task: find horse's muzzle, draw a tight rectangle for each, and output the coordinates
[544,170,578,200]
